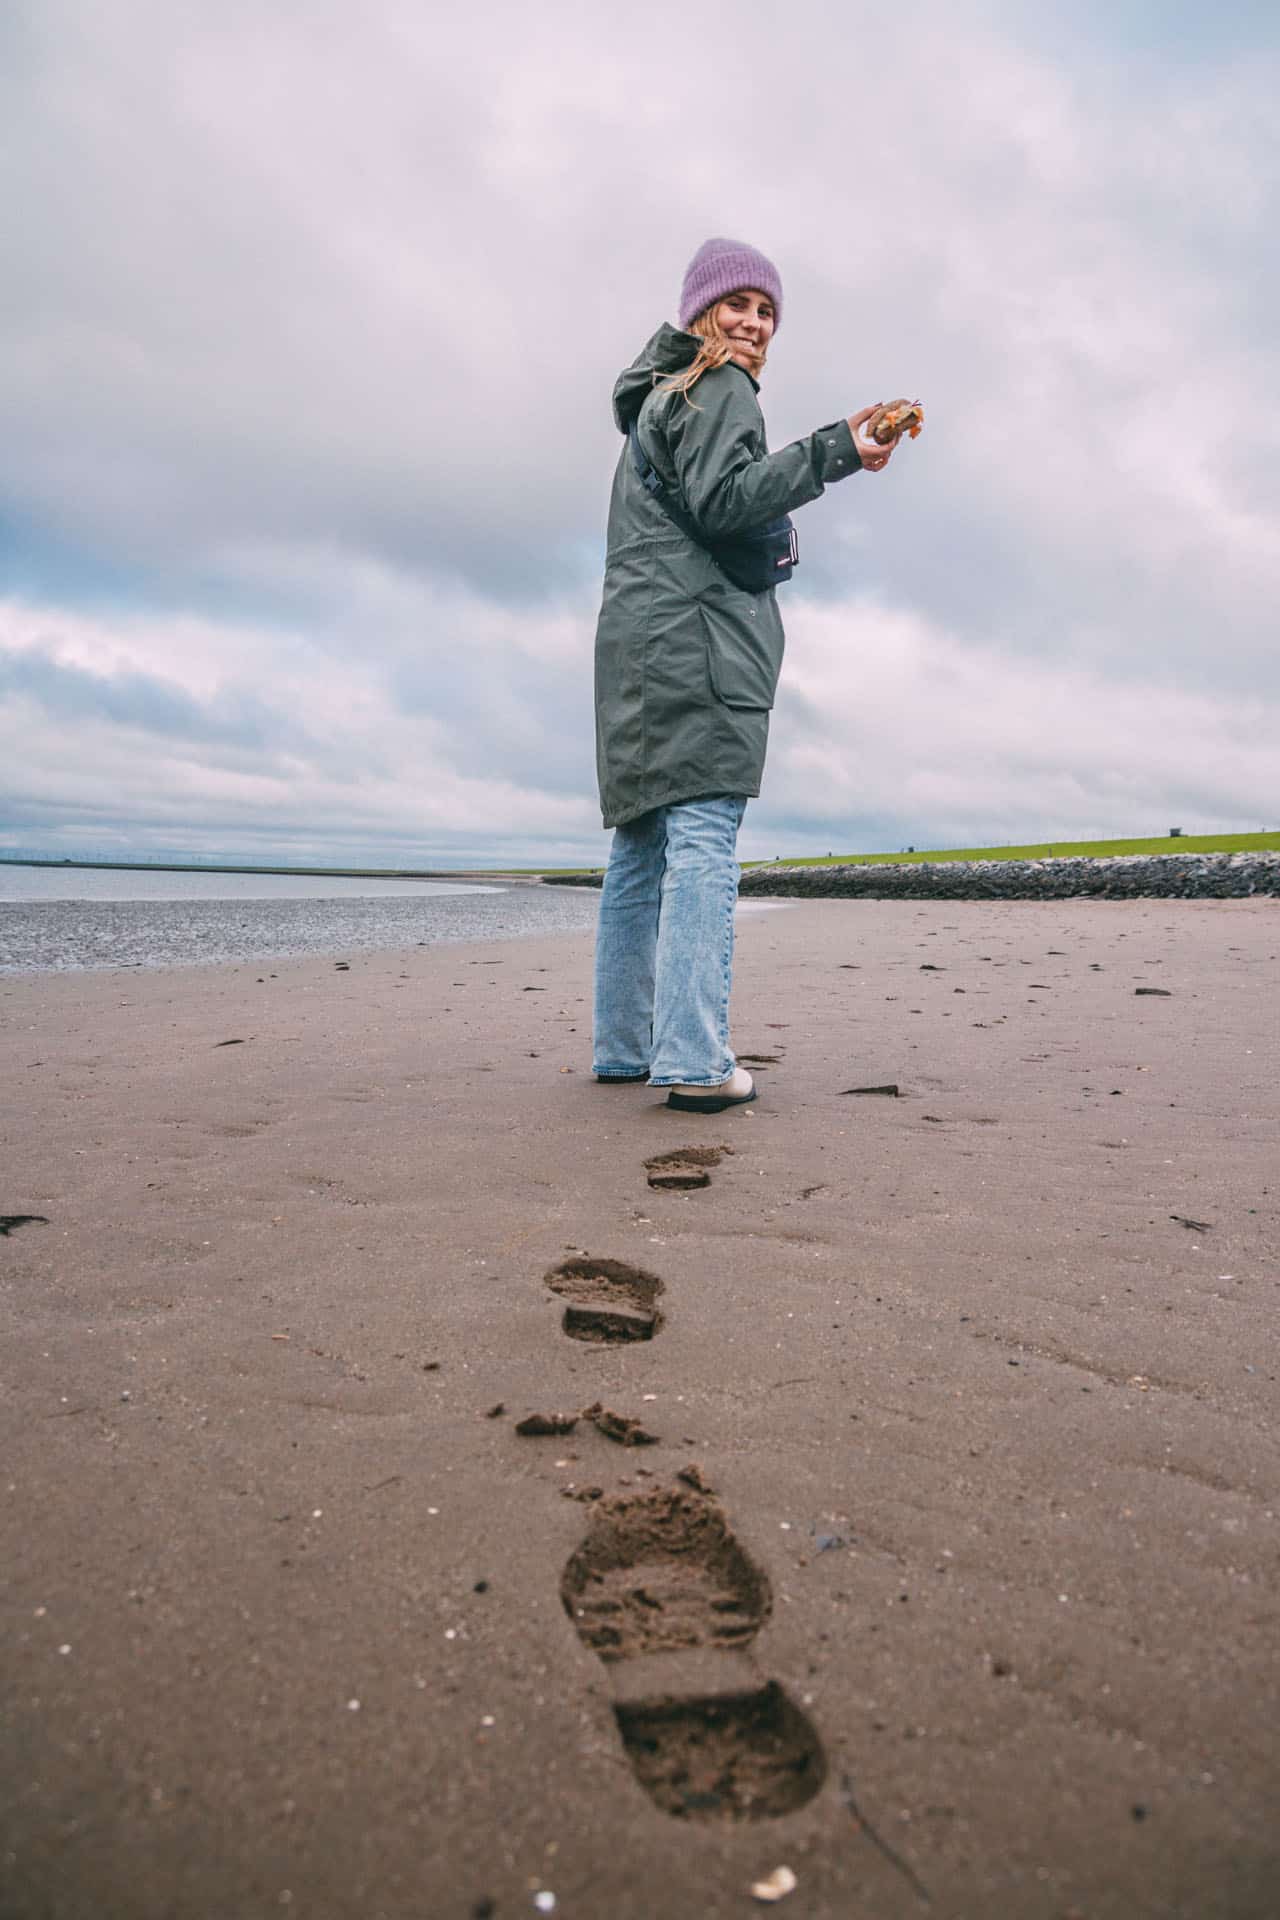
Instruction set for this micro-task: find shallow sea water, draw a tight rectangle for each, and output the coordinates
[0,867,602,973]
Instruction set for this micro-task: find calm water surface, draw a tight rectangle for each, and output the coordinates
[0,866,602,973]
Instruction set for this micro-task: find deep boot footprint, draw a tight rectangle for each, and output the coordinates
[615,1683,826,1822]
[561,1486,768,1658]
[644,1144,732,1192]
[544,1257,665,1345]
[561,1485,826,1823]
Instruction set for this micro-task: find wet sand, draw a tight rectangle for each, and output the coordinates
[2,899,1277,1919]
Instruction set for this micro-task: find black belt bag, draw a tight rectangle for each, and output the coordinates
[627,422,798,594]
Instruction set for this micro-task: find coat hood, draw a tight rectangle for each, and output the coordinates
[610,323,701,432]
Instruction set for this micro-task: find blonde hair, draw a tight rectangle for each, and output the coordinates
[660,301,767,403]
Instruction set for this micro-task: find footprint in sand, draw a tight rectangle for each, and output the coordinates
[614,1686,825,1823]
[643,1144,731,1191]
[561,1484,826,1822]
[543,1257,665,1344]
[562,1485,766,1659]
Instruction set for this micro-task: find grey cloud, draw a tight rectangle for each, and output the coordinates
[0,647,293,752]
[385,641,595,797]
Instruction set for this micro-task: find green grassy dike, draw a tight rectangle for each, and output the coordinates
[749,829,1280,868]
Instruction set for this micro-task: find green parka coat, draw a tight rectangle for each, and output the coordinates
[594,323,863,828]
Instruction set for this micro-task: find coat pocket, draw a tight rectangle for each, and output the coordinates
[701,599,785,710]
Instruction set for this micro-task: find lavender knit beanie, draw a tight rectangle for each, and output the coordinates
[678,237,783,332]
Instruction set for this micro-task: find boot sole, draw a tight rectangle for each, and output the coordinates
[665,1086,758,1114]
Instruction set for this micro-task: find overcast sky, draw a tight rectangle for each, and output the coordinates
[2,0,1277,867]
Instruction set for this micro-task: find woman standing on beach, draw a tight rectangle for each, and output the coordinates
[591,237,898,1112]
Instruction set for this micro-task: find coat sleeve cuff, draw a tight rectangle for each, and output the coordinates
[814,418,862,481]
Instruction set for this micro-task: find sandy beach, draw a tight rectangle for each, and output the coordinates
[2,896,1277,1920]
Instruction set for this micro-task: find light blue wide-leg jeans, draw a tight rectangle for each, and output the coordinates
[592,795,747,1087]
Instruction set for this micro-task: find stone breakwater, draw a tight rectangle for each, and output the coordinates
[550,851,1280,901]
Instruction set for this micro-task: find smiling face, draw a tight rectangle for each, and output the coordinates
[711,288,776,376]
